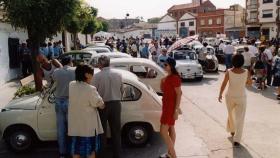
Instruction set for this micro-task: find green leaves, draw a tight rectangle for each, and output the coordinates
[14,85,36,98]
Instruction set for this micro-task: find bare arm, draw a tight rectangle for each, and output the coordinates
[173,86,182,120]
[51,59,63,68]
[218,71,229,102]
[246,70,252,86]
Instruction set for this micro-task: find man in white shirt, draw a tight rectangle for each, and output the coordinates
[224,42,235,69]
[264,46,273,86]
[242,47,255,70]
[149,42,161,62]
[248,41,258,57]
[219,41,225,54]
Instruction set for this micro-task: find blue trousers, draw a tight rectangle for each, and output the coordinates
[225,54,233,69]
[55,98,69,155]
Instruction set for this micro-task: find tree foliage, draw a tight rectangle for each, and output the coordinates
[148,17,161,24]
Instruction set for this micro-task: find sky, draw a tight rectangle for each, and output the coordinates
[86,0,245,20]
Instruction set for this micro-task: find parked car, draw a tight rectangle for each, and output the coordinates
[110,58,166,94]
[203,37,218,46]
[169,50,203,81]
[193,45,219,72]
[89,52,132,67]
[85,44,113,52]
[58,50,97,66]
[83,47,112,53]
[0,69,162,152]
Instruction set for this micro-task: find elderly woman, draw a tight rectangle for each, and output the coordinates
[219,54,252,146]
[68,64,104,158]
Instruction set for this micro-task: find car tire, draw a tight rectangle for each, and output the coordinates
[5,128,35,152]
[196,77,203,81]
[123,123,152,147]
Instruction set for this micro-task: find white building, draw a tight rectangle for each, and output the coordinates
[246,0,279,40]
[258,0,278,39]
[178,12,197,37]
[157,14,177,37]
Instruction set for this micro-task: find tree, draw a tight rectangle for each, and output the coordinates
[1,0,80,91]
[148,17,161,23]
[65,4,95,49]
[82,18,97,44]
[100,21,109,32]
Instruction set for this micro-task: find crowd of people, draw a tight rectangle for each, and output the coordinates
[218,38,280,99]
[35,47,182,158]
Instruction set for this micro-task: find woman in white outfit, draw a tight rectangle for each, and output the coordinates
[218,54,252,146]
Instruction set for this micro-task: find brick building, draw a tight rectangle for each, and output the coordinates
[168,0,216,21]
[197,9,225,37]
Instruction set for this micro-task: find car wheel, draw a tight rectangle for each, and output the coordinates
[123,124,151,147]
[6,129,34,152]
[196,77,203,81]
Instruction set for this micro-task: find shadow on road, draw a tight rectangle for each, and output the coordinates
[227,137,254,158]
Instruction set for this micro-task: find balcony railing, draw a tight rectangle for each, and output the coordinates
[247,18,258,23]
[247,4,258,9]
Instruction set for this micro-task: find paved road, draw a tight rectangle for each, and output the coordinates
[0,70,279,158]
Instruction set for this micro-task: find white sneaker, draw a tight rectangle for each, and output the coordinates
[159,153,171,158]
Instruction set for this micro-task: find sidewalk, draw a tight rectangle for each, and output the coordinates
[0,80,21,108]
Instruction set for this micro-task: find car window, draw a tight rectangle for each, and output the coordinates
[122,83,141,101]
[174,51,197,60]
[129,65,157,79]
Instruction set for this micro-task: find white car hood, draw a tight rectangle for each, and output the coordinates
[4,94,40,110]
[176,60,199,67]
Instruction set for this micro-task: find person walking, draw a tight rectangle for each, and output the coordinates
[219,54,252,146]
[150,42,161,63]
[68,64,104,158]
[254,46,268,90]
[52,56,76,158]
[242,47,255,71]
[272,49,280,100]
[223,42,235,70]
[264,45,273,86]
[93,56,123,158]
[160,57,182,158]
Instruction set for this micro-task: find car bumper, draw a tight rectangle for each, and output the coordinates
[180,73,203,79]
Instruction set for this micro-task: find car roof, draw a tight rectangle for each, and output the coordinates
[92,52,132,58]
[65,50,97,54]
[94,68,139,84]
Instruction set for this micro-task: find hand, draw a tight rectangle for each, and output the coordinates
[173,111,179,120]
[218,95,223,103]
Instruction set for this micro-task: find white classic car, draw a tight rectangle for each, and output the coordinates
[89,52,132,67]
[0,70,162,152]
[169,50,203,81]
[193,45,219,72]
[110,58,166,95]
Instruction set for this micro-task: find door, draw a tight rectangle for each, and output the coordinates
[37,90,57,140]
[8,38,20,68]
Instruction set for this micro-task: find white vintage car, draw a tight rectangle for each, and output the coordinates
[193,45,219,72]
[110,58,166,95]
[0,70,162,152]
[169,50,203,81]
[89,52,132,67]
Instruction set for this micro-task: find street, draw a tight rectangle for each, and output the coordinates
[0,69,279,158]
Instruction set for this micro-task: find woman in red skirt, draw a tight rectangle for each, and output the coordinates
[160,57,182,158]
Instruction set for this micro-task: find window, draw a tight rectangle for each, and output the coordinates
[180,22,185,27]
[189,21,194,26]
[200,19,205,25]
[121,83,141,101]
[262,9,273,18]
[263,0,273,3]
[129,65,158,79]
[208,19,213,25]
[250,11,258,19]
[216,18,222,24]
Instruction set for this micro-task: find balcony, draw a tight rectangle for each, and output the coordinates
[247,18,258,23]
[247,4,258,10]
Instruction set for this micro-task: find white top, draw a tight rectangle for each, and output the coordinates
[226,69,248,98]
[219,43,225,51]
[248,45,258,57]
[242,51,254,67]
[42,63,56,84]
[223,45,235,55]
[264,48,273,60]
[68,81,104,137]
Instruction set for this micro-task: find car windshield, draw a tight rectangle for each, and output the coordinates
[173,51,197,60]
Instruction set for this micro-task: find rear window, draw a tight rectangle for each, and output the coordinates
[122,83,142,101]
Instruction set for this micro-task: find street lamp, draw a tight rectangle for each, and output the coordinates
[125,13,130,29]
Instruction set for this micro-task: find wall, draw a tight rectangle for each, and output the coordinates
[224,9,245,29]
[179,13,197,33]
[258,0,277,23]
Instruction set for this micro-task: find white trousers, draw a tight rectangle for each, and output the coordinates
[225,96,247,143]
